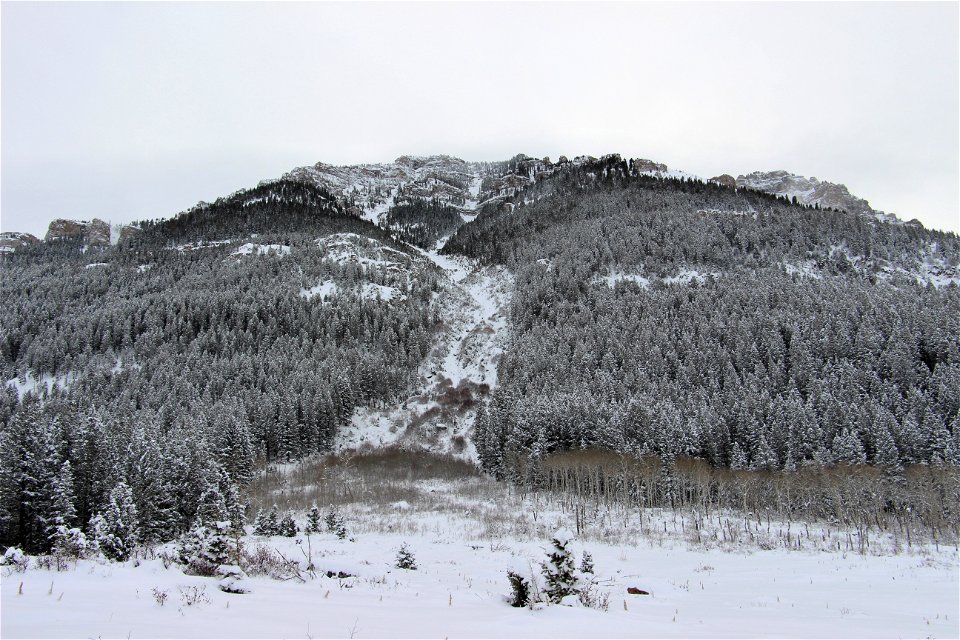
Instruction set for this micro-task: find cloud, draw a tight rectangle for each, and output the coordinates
[2,2,957,235]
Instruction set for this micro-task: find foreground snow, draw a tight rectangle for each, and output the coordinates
[4,459,957,640]
[3,524,956,639]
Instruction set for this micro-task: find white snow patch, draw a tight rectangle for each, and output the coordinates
[5,372,73,400]
[300,280,404,303]
[300,281,339,301]
[360,283,402,302]
[233,243,291,257]
[783,261,822,280]
[662,269,719,286]
[595,270,650,289]
[84,262,109,269]
[171,240,232,252]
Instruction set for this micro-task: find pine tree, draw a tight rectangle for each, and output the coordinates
[325,509,347,539]
[92,482,139,562]
[395,542,417,570]
[541,529,579,603]
[305,505,322,534]
[252,509,274,536]
[278,512,297,537]
[832,429,867,465]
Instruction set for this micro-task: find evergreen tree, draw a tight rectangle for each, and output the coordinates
[305,505,322,534]
[541,529,579,603]
[92,482,139,562]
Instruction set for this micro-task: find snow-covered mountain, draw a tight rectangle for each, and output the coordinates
[736,170,905,225]
[277,155,484,226]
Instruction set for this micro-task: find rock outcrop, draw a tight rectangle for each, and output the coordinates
[0,232,39,253]
[45,218,111,245]
[736,171,874,216]
[709,174,737,189]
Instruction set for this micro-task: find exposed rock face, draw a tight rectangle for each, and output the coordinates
[736,171,875,217]
[116,224,141,244]
[710,174,737,189]
[283,155,482,223]
[45,218,111,245]
[0,232,39,253]
[633,159,668,174]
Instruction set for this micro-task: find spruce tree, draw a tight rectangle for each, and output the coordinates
[541,529,579,603]
[92,482,139,562]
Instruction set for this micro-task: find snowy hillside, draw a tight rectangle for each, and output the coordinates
[336,234,514,458]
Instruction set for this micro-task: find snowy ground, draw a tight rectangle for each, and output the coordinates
[4,467,957,639]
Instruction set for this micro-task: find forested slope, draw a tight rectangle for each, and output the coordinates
[0,180,441,551]
[444,157,960,477]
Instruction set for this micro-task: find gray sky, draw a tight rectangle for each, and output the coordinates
[2,1,958,236]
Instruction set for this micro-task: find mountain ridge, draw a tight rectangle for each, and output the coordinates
[6,153,924,250]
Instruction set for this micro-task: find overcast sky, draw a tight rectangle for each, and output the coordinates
[2,1,958,236]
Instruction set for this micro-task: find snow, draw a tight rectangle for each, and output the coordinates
[84,262,109,269]
[137,264,153,273]
[334,236,513,458]
[299,281,404,303]
[362,186,398,225]
[5,372,73,400]
[360,283,402,302]
[316,234,409,270]
[662,269,719,286]
[595,270,651,289]
[232,243,291,257]
[171,240,232,252]
[552,528,575,547]
[3,479,957,639]
[783,261,822,280]
[299,281,339,301]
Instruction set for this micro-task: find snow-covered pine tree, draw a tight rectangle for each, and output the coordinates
[541,528,579,603]
[278,512,297,537]
[395,542,417,570]
[178,484,232,574]
[832,429,867,465]
[305,505,322,534]
[91,482,139,562]
[325,509,347,539]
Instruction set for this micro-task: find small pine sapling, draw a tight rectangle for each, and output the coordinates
[541,528,579,603]
[580,550,594,576]
[305,506,322,534]
[325,509,347,540]
[395,543,417,570]
[253,506,281,536]
[507,571,530,607]
[279,513,298,537]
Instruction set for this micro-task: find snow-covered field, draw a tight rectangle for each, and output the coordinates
[3,466,957,639]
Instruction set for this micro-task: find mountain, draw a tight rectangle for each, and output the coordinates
[1,152,958,554]
[735,170,906,225]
